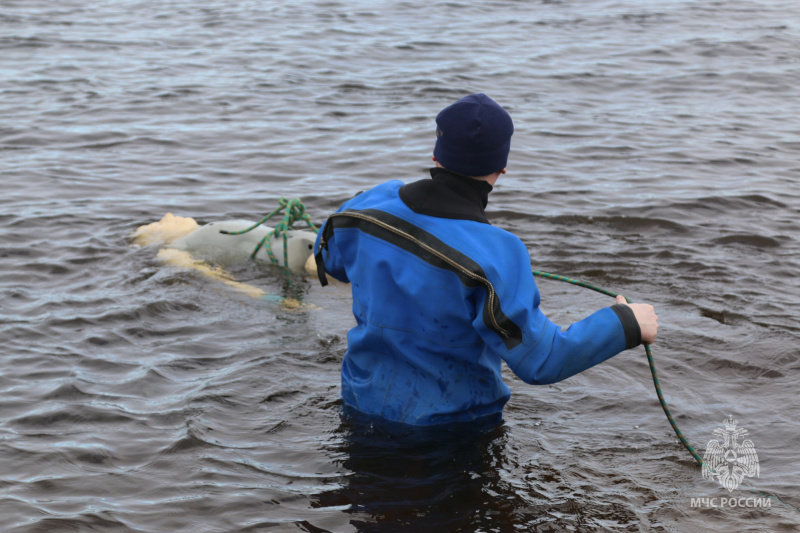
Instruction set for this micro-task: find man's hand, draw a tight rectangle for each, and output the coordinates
[615,295,658,344]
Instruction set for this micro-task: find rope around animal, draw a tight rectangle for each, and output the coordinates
[218,197,318,281]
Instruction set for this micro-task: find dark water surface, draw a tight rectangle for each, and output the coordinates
[2,0,799,531]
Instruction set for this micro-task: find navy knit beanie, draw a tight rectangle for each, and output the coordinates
[433,93,513,177]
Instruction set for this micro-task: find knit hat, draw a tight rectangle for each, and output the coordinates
[433,93,514,177]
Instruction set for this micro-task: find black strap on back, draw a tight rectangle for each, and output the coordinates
[314,216,336,287]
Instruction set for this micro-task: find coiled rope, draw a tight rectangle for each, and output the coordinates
[531,270,704,464]
[219,197,318,281]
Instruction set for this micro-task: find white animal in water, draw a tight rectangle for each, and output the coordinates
[132,213,320,299]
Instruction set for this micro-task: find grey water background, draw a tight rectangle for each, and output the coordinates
[2,0,799,531]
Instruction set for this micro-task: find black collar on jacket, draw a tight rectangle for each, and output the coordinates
[398,167,493,224]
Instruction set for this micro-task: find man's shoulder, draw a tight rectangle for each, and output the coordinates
[341,180,404,210]
[338,180,527,255]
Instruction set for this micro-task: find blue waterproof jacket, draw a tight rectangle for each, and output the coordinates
[314,168,640,425]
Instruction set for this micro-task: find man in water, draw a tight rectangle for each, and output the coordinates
[314,93,658,426]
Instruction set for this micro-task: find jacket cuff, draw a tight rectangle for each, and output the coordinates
[610,304,642,350]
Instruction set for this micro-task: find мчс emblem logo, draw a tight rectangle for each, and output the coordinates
[702,415,760,492]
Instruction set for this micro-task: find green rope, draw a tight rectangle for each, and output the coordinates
[534,269,800,512]
[219,197,318,281]
[531,270,703,465]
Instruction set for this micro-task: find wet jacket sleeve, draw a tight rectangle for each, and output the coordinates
[477,239,641,385]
